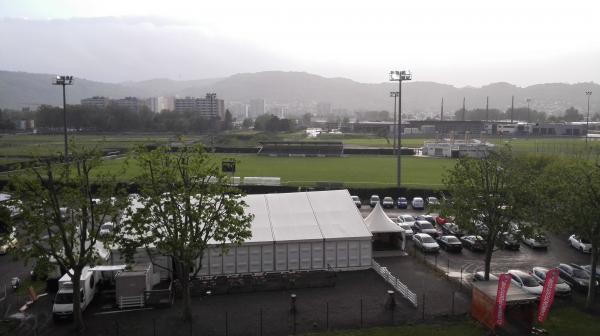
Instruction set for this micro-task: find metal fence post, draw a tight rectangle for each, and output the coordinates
[447,258,450,275]
[225,311,229,336]
[422,294,426,320]
[451,291,455,315]
[360,298,363,328]
[326,302,329,330]
[260,308,263,336]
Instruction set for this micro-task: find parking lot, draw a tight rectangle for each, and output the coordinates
[359,204,593,285]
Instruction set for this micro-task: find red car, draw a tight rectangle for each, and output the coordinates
[436,215,453,226]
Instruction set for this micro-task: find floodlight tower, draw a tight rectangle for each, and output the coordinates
[586,91,592,145]
[390,91,400,155]
[52,75,74,158]
[389,70,412,188]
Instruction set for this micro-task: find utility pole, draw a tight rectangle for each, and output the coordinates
[510,95,514,123]
[586,91,592,145]
[462,97,466,121]
[52,75,74,159]
[526,98,532,123]
[485,96,489,121]
[440,97,444,121]
[390,91,400,155]
[389,71,412,189]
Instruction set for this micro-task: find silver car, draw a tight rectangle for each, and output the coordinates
[413,233,439,253]
[530,267,571,296]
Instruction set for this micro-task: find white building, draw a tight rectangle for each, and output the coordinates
[174,94,225,118]
[422,139,494,158]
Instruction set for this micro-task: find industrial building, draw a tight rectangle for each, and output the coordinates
[174,94,225,118]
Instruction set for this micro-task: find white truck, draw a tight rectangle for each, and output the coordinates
[52,267,100,321]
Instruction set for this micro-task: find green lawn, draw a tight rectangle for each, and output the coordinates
[308,306,600,336]
[98,154,454,188]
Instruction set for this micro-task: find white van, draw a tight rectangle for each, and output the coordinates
[411,197,425,210]
[52,267,100,321]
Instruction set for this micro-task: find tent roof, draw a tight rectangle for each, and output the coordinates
[364,203,404,233]
[244,189,371,243]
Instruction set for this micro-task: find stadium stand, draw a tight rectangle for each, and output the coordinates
[258,141,344,157]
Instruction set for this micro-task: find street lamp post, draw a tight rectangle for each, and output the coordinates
[586,91,592,145]
[526,98,531,123]
[389,70,412,188]
[390,91,400,155]
[52,75,73,158]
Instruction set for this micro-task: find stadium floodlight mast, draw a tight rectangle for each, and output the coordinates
[389,70,412,188]
[526,98,532,123]
[586,91,592,145]
[390,91,400,155]
[52,75,74,158]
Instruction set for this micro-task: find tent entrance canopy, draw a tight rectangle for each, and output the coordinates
[364,203,405,234]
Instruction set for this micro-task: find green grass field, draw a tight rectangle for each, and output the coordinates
[97,154,453,188]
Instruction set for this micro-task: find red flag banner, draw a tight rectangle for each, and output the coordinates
[493,273,512,326]
[538,268,559,323]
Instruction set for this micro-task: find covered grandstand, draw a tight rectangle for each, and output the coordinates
[258,141,344,157]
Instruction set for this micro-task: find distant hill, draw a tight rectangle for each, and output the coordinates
[0,70,597,116]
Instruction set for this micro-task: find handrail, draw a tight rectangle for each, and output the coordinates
[372,260,418,307]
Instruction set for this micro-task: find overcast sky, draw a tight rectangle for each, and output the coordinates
[1,0,599,86]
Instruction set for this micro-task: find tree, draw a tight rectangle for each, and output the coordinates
[117,144,253,321]
[3,145,126,332]
[241,118,254,129]
[564,107,583,122]
[223,109,233,130]
[437,147,538,280]
[536,158,600,309]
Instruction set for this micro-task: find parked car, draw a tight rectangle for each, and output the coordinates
[369,195,380,208]
[558,263,598,292]
[0,230,17,255]
[437,235,463,252]
[397,197,408,209]
[382,197,395,209]
[497,232,520,250]
[397,214,416,226]
[475,222,489,236]
[440,223,466,237]
[522,234,549,249]
[415,215,435,225]
[473,271,499,282]
[460,235,486,252]
[414,220,438,237]
[397,223,414,239]
[351,195,362,208]
[530,267,571,296]
[411,197,425,210]
[435,215,453,226]
[413,233,439,253]
[507,270,544,296]
[568,235,592,253]
[99,222,115,237]
[426,196,440,206]
[580,265,600,281]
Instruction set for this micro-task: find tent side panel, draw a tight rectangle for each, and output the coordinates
[275,244,287,271]
[209,248,223,275]
[325,241,337,268]
[262,245,274,272]
[236,246,249,274]
[360,240,372,266]
[223,248,236,274]
[287,243,299,270]
[336,241,348,268]
[311,242,324,269]
[249,245,262,273]
[299,243,311,270]
[348,241,360,267]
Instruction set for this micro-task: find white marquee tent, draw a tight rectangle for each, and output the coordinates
[364,203,405,233]
[198,189,373,276]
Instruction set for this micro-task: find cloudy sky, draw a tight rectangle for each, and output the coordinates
[1,0,599,86]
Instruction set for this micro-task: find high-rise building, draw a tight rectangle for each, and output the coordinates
[81,96,110,109]
[146,96,175,113]
[249,99,266,117]
[174,94,225,118]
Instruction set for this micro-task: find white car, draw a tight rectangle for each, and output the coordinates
[398,215,416,226]
[531,267,571,296]
[99,222,115,237]
[351,195,361,208]
[411,197,424,210]
[397,223,414,239]
[369,195,380,207]
[508,270,544,296]
[382,197,395,209]
[568,234,592,253]
[413,233,439,253]
[522,234,549,249]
